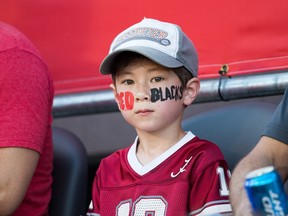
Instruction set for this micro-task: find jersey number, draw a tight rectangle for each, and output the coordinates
[116,167,230,215]
[117,196,167,216]
[217,166,230,196]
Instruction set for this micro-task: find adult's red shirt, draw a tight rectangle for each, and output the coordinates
[0,21,54,215]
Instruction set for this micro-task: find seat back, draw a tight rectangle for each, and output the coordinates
[49,126,88,216]
[182,102,276,171]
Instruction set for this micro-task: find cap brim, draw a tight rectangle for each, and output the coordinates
[100,46,184,75]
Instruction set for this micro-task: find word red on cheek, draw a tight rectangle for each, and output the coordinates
[117,91,135,110]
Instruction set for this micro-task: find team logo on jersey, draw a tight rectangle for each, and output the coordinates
[170,156,193,178]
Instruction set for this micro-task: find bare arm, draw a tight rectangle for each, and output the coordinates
[0,147,40,215]
[230,136,288,216]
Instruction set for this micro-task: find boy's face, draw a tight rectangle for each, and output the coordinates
[110,58,198,133]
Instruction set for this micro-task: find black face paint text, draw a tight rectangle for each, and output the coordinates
[150,85,183,103]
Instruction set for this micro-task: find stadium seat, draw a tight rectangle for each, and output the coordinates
[182,102,277,171]
[49,126,88,216]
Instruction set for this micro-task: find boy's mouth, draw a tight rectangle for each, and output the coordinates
[135,109,154,114]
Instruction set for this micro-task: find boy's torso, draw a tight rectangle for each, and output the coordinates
[92,133,231,215]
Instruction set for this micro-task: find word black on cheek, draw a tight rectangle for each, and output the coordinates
[117,91,134,110]
[150,85,183,103]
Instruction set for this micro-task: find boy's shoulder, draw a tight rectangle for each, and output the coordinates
[185,136,225,161]
[188,135,222,150]
[178,136,230,175]
[99,145,130,167]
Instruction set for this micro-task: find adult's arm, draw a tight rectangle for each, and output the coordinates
[0,148,40,215]
[230,136,288,216]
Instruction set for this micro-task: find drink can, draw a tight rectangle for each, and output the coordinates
[245,166,288,215]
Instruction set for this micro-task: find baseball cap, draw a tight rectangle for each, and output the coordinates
[100,18,198,77]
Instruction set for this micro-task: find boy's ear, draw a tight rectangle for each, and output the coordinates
[110,83,120,105]
[183,78,200,106]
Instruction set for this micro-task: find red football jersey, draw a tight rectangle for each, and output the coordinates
[87,132,232,216]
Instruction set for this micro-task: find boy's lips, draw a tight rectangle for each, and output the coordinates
[135,109,154,114]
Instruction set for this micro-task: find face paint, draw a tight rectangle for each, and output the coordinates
[117,91,135,110]
[151,85,183,103]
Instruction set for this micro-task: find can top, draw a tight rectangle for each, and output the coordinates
[245,166,274,179]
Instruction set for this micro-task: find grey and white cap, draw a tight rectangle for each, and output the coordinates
[100,18,198,77]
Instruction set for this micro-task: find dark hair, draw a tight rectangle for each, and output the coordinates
[111,51,193,87]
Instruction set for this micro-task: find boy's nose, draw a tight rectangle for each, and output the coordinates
[135,85,150,101]
[135,92,150,101]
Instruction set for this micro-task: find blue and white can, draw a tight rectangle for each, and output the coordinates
[245,166,288,215]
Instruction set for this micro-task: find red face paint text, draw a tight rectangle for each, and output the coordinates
[117,91,134,110]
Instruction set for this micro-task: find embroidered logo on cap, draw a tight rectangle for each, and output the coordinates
[113,27,171,50]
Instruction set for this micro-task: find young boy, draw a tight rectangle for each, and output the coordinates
[87,18,232,216]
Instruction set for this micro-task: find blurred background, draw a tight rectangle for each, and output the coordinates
[0,0,287,164]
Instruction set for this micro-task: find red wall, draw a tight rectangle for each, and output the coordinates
[0,0,288,94]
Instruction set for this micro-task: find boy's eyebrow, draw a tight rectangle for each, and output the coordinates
[116,70,133,77]
[144,65,170,74]
[147,66,172,75]
[147,66,164,72]
[116,64,169,76]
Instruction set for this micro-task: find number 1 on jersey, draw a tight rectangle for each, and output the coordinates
[217,166,231,196]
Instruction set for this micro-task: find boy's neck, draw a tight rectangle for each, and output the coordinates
[135,130,186,166]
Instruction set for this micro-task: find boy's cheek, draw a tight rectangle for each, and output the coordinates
[116,85,183,110]
[151,85,183,103]
[117,91,135,110]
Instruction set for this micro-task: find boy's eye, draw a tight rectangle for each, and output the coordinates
[122,79,134,85]
[151,77,164,83]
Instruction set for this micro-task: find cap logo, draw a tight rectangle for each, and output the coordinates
[113,27,171,50]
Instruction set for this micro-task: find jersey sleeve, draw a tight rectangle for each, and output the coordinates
[0,49,53,153]
[262,87,288,144]
[87,164,102,216]
[189,155,232,215]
